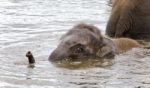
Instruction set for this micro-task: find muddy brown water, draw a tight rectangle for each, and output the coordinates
[0,0,150,88]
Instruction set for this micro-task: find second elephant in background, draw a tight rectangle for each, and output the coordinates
[106,0,150,40]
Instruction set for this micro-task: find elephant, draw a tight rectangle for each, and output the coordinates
[106,0,150,40]
[49,23,142,62]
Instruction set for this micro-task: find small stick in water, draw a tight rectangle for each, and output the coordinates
[26,51,35,68]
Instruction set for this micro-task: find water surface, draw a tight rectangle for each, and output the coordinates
[0,0,150,88]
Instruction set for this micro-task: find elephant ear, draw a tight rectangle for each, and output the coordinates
[96,46,114,57]
[96,38,118,58]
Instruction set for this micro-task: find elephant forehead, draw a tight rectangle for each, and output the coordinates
[60,35,90,47]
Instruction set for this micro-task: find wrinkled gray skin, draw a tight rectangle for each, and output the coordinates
[49,23,118,62]
[106,0,150,40]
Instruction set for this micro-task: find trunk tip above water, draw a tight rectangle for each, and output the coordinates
[26,51,35,68]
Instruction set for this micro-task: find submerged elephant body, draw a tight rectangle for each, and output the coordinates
[106,0,150,40]
[49,23,142,61]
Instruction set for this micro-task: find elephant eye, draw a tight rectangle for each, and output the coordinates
[70,44,85,54]
[75,47,84,53]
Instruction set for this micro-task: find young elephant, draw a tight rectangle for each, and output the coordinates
[49,23,142,62]
[106,0,150,40]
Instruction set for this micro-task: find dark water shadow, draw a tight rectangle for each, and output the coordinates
[50,58,115,70]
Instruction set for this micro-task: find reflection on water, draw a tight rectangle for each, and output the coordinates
[0,0,150,88]
[52,58,115,69]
